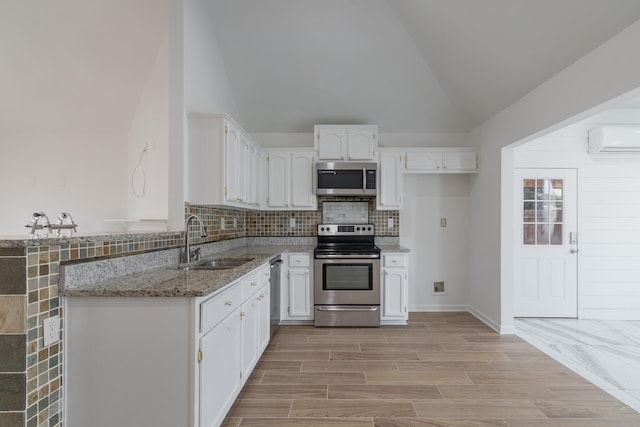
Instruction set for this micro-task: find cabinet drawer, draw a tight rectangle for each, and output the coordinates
[288,253,310,267]
[383,254,406,267]
[241,270,261,299]
[201,284,242,333]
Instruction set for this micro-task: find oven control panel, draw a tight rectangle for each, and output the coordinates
[317,223,375,236]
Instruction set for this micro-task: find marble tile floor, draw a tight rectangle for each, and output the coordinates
[221,312,640,426]
[515,318,640,414]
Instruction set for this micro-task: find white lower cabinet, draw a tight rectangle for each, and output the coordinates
[200,306,242,427]
[381,253,409,325]
[64,261,272,427]
[200,264,271,426]
[281,252,314,322]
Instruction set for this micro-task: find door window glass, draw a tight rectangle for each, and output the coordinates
[523,179,563,245]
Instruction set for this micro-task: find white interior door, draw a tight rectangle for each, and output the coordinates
[514,169,578,317]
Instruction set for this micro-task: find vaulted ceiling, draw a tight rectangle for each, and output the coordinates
[209,0,640,133]
[2,1,640,134]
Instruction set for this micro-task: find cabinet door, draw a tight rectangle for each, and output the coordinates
[347,129,376,160]
[377,152,403,210]
[258,151,268,208]
[291,151,316,208]
[224,121,240,202]
[236,133,249,203]
[317,128,347,160]
[268,152,289,207]
[382,267,407,319]
[199,308,242,427]
[241,299,259,382]
[257,284,271,353]
[406,151,442,171]
[288,268,312,318]
[443,150,477,171]
[247,143,259,206]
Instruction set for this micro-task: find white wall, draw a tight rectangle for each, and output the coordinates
[513,121,640,320]
[401,174,470,311]
[184,0,240,119]
[0,132,127,236]
[467,19,640,332]
[126,33,170,228]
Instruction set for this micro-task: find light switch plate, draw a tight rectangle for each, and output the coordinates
[387,217,394,228]
[43,315,59,346]
[290,217,296,228]
[440,218,447,227]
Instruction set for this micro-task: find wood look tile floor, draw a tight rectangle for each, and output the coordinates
[222,313,640,426]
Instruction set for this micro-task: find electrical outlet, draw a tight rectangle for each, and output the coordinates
[388,217,394,228]
[440,218,447,227]
[221,218,225,230]
[43,315,59,346]
[290,217,296,228]
[233,218,237,228]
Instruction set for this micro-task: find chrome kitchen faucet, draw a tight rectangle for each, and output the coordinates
[183,215,207,263]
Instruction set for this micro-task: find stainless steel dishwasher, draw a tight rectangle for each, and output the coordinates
[269,255,283,337]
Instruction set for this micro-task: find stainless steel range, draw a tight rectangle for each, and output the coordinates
[314,223,381,327]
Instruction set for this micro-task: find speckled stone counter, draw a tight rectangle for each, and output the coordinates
[377,243,411,252]
[61,244,315,298]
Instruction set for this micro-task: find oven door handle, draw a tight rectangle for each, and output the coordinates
[315,306,379,312]
[314,254,380,259]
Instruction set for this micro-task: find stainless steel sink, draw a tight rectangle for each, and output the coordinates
[172,257,254,271]
[197,258,254,268]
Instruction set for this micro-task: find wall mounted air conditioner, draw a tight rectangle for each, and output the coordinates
[588,126,640,153]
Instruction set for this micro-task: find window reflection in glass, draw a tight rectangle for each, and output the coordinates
[522,178,564,245]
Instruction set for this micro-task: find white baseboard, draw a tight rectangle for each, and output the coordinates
[409,304,469,312]
[409,304,511,335]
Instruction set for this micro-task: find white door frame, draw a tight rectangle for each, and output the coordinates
[513,168,578,318]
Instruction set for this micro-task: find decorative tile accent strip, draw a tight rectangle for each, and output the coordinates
[322,201,369,223]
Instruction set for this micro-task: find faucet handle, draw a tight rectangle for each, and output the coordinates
[190,247,202,261]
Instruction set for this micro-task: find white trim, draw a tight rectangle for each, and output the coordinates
[409,304,468,312]
[408,305,513,335]
[467,305,504,334]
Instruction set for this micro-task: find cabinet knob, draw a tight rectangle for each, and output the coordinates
[257,294,264,300]
[251,282,257,287]
[224,301,232,306]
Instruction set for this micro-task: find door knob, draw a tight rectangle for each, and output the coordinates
[569,248,578,254]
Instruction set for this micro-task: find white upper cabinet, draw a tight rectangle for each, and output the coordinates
[377,150,403,210]
[267,149,317,210]
[405,148,478,173]
[315,125,378,161]
[267,151,289,208]
[188,113,264,210]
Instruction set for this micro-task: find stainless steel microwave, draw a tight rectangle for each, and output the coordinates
[315,162,377,196]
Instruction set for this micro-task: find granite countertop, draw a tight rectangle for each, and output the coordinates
[377,244,411,252]
[61,244,314,298]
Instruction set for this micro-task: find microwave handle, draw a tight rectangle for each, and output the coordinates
[362,167,366,193]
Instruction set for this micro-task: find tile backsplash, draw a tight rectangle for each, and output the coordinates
[322,201,368,223]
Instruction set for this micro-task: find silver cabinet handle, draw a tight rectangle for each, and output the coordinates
[569,249,578,254]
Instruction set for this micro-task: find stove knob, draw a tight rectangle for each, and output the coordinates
[320,227,325,231]
[368,226,372,231]
[356,227,360,231]
[326,227,330,232]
